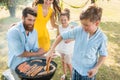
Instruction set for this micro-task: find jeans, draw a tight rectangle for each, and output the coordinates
[72,69,96,80]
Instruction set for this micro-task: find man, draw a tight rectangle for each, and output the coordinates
[7,7,45,79]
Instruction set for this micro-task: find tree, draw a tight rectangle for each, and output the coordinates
[91,0,96,4]
[0,0,17,17]
[7,0,16,17]
[0,0,29,17]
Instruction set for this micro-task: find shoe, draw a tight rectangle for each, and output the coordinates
[61,74,67,80]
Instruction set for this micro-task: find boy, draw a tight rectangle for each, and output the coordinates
[46,4,108,80]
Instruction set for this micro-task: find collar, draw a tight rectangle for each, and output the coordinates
[18,21,26,33]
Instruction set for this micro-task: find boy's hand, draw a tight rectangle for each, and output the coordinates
[64,40,71,43]
[46,50,53,64]
[87,68,98,78]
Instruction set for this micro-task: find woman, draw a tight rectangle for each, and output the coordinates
[32,0,61,52]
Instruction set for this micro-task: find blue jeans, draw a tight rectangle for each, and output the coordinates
[72,69,96,80]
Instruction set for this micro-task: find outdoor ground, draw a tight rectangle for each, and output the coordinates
[0,0,120,80]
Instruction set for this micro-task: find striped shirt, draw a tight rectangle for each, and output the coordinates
[7,21,38,70]
[61,26,108,76]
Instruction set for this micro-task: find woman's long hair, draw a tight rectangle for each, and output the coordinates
[32,0,61,19]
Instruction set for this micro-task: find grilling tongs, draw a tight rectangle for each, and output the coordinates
[46,57,51,73]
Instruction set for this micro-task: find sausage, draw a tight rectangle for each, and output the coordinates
[22,64,31,73]
[26,64,37,76]
[31,66,43,77]
[18,62,27,72]
[37,71,47,76]
[31,60,42,63]
[18,62,27,70]
[38,64,56,76]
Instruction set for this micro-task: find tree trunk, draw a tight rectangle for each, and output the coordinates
[7,0,16,17]
[8,5,16,17]
[91,0,95,4]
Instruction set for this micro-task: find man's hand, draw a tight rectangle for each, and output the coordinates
[37,48,45,56]
[87,68,98,78]
[18,48,45,57]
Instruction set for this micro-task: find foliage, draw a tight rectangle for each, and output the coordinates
[61,0,89,9]
[0,0,30,7]
[60,0,110,9]
[0,0,31,17]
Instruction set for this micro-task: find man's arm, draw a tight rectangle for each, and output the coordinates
[88,56,107,78]
[19,30,45,57]
[18,48,45,57]
[88,36,108,78]
[7,29,25,56]
[7,27,45,58]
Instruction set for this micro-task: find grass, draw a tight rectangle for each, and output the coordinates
[96,22,120,80]
[0,0,120,80]
[0,17,20,25]
[52,21,120,80]
[0,17,21,80]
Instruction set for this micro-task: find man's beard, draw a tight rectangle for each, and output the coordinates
[23,22,34,32]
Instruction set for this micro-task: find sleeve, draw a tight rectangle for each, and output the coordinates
[61,27,80,40]
[7,29,24,56]
[69,21,79,27]
[32,31,39,52]
[98,36,108,56]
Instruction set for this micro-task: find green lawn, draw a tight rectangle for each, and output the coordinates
[0,0,120,80]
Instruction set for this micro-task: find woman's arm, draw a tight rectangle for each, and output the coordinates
[50,12,58,28]
[32,6,38,13]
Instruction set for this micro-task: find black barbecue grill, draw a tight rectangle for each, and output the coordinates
[15,59,57,80]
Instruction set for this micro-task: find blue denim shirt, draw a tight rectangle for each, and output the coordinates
[61,26,108,76]
[7,21,38,70]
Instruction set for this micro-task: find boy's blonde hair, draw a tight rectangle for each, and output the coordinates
[80,4,102,22]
